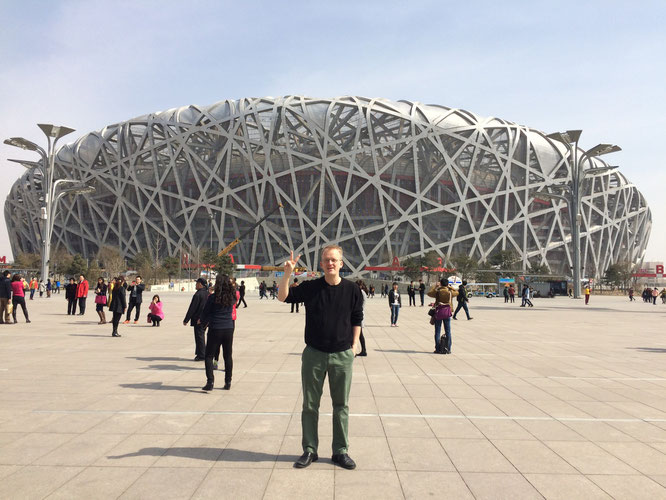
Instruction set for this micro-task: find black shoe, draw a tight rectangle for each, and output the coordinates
[452,317,457,320]
[194,356,204,361]
[223,383,231,390]
[332,453,356,470]
[468,317,473,320]
[294,452,318,468]
[26,320,31,323]
[202,383,213,391]
[358,351,367,356]
[112,332,121,337]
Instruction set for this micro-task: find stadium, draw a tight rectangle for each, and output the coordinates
[4,96,652,278]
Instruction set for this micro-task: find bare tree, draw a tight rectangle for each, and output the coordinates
[97,246,125,278]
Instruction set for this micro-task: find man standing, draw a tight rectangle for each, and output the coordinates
[418,279,426,306]
[388,282,401,326]
[407,281,416,306]
[124,276,145,324]
[184,278,209,361]
[290,278,300,313]
[452,280,472,320]
[76,274,89,315]
[279,246,363,470]
[236,280,247,308]
[0,270,12,324]
[65,278,78,315]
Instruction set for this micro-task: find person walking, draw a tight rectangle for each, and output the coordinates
[76,275,89,315]
[0,270,12,324]
[661,288,666,304]
[259,281,267,299]
[108,277,126,337]
[94,277,108,324]
[65,278,78,315]
[452,281,472,320]
[407,281,416,306]
[11,275,30,323]
[29,277,37,300]
[418,279,426,306]
[521,285,534,307]
[290,278,300,313]
[184,278,209,361]
[200,274,236,391]
[38,280,45,298]
[428,278,458,354]
[388,282,401,327]
[236,280,247,308]
[584,284,591,305]
[55,279,61,294]
[628,288,635,301]
[355,280,368,356]
[278,246,363,470]
[46,279,52,298]
[148,295,164,326]
[124,276,145,324]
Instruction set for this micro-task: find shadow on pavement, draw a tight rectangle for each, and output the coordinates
[128,356,193,362]
[376,349,431,354]
[140,364,199,371]
[627,347,666,353]
[69,333,113,338]
[108,447,299,463]
[119,382,202,393]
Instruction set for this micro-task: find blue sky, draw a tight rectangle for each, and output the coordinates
[1,0,664,263]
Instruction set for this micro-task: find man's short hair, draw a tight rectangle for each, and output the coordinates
[321,244,343,259]
[2,270,10,277]
[136,275,142,280]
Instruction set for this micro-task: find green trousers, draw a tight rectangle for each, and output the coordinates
[301,345,354,455]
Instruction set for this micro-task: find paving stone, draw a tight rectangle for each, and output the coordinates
[1,294,666,497]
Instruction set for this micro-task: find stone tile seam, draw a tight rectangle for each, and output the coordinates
[27,410,666,423]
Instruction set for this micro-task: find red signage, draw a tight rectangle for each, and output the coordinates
[0,256,6,264]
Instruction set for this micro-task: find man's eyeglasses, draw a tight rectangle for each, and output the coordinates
[322,258,341,263]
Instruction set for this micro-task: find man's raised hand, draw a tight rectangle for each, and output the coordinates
[284,251,301,275]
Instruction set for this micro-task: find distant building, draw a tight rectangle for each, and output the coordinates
[5,96,651,278]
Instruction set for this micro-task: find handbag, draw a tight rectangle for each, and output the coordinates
[147,313,152,324]
[434,303,452,320]
[94,294,107,305]
[427,307,436,317]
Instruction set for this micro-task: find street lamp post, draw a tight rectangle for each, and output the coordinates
[209,212,214,250]
[5,124,95,281]
[534,130,620,299]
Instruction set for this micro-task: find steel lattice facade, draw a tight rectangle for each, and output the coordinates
[4,96,652,278]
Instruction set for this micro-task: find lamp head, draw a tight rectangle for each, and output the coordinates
[8,158,42,169]
[38,124,75,140]
[586,144,621,157]
[4,137,41,152]
[546,130,582,144]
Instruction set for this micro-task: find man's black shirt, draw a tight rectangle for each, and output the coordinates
[286,277,363,353]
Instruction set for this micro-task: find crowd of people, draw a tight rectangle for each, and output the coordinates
[636,286,666,304]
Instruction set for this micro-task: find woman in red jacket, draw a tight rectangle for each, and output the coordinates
[11,274,30,323]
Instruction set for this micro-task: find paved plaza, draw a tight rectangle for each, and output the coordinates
[0,290,665,499]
